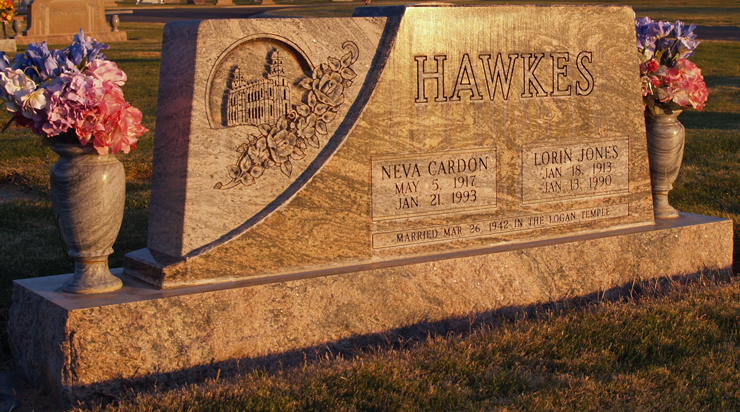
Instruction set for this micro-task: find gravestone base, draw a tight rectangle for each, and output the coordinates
[8,213,732,406]
[15,31,126,46]
[0,39,15,52]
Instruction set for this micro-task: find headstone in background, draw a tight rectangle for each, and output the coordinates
[17,0,126,45]
[8,5,733,406]
[0,40,15,52]
[0,22,14,51]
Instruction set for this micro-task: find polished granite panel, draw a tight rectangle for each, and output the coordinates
[128,5,652,288]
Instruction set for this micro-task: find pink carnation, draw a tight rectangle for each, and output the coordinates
[89,81,147,154]
[74,104,106,145]
[86,60,127,87]
[666,59,709,111]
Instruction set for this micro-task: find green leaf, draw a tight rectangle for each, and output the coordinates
[78,56,88,71]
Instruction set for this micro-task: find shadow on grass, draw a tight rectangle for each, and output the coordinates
[63,269,734,410]
[681,110,740,130]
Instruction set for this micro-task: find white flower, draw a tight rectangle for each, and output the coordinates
[0,69,37,114]
[19,88,46,118]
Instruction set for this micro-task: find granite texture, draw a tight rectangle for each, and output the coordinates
[17,0,126,45]
[128,5,653,288]
[12,214,733,405]
[0,39,14,52]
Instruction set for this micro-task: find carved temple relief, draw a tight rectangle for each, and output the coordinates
[206,36,359,190]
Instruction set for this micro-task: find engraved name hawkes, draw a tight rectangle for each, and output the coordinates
[414,52,594,103]
[214,41,359,190]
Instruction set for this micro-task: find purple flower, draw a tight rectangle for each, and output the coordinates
[66,29,108,66]
[636,17,701,66]
[672,21,699,59]
[649,21,674,39]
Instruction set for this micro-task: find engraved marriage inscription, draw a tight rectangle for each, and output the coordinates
[214,42,359,190]
[372,204,629,248]
[372,149,497,220]
[522,137,630,204]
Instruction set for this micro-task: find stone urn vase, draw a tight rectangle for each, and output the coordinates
[50,143,125,294]
[645,110,685,219]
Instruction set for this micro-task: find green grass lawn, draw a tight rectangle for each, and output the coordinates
[0,4,739,410]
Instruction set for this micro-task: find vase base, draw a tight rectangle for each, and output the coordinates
[63,260,123,294]
[652,192,679,219]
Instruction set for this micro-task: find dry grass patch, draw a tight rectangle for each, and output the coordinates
[74,276,740,412]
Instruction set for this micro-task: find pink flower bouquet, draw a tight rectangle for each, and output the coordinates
[636,18,709,117]
[0,30,148,154]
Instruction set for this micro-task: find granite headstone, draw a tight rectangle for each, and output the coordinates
[8,5,733,406]
[126,5,654,288]
[18,0,126,45]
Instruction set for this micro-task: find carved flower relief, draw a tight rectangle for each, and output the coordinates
[262,119,294,163]
[248,137,270,178]
[220,142,258,189]
[214,41,359,190]
[314,71,345,108]
[296,113,317,147]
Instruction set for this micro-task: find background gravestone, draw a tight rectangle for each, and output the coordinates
[18,0,126,45]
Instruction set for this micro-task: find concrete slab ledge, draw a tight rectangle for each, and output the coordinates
[8,213,733,405]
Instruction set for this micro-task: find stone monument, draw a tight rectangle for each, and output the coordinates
[8,5,733,406]
[17,0,126,45]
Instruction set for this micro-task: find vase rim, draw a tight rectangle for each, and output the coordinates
[647,109,683,118]
[51,143,97,156]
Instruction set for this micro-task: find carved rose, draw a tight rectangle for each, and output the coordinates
[248,137,270,165]
[312,72,344,107]
[266,119,298,164]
